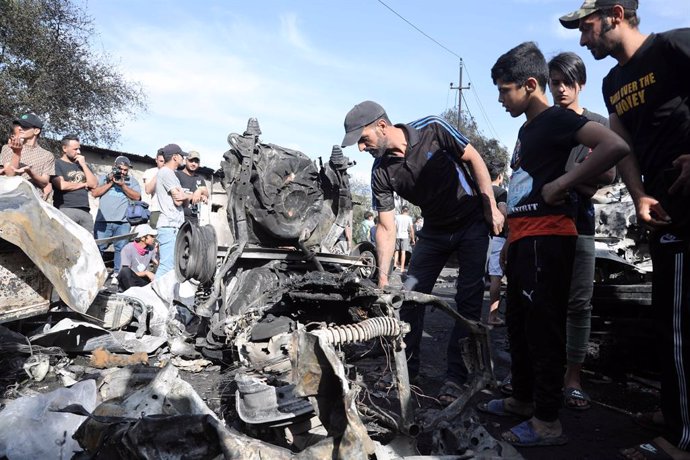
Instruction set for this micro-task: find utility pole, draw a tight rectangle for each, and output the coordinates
[450,58,471,129]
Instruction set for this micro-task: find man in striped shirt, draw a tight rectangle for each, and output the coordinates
[341,100,504,403]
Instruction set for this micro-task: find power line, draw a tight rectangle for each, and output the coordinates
[376,0,499,140]
[376,0,461,61]
[463,65,500,140]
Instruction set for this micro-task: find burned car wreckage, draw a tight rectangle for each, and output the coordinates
[0,119,505,459]
[165,118,501,457]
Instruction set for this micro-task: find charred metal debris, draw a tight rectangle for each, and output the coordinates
[0,119,511,459]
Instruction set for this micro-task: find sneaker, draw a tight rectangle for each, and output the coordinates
[111,275,119,286]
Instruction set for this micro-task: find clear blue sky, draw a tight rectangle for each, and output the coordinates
[82,0,689,181]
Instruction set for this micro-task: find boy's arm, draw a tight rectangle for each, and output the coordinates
[541,121,629,205]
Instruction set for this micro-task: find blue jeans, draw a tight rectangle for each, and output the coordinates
[94,221,131,275]
[157,226,179,278]
[402,217,489,384]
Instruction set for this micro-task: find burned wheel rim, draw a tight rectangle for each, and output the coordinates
[175,222,217,284]
[350,242,377,280]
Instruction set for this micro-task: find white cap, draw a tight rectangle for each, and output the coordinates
[135,223,158,239]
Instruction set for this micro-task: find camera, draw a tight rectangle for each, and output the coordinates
[111,166,123,181]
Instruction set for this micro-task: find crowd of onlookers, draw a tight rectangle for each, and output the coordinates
[1,114,209,292]
[342,1,689,456]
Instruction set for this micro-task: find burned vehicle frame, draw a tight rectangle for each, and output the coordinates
[169,119,498,456]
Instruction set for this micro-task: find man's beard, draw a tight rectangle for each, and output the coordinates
[366,137,389,158]
[366,148,385,158]
[590,19,617,60]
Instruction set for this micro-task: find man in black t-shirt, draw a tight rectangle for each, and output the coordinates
[341,100,504,404]
[561,1,690,457]
[51,134,97,232]
[175,150,208,225]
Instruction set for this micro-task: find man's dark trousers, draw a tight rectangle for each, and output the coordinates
[650,231,690,449]
[117,266,150,291]
[402,217,489,384]
[506,234,576,422]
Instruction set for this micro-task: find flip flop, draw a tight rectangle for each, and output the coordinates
[476,399,532,418]
[438,380,466,406]
[619,440,673,459]
[564,387,591,411]
[502,420,568,447]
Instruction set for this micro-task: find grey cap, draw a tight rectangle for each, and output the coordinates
[559,0,638,29]
[114,155,131,166]
[341,100,387,147]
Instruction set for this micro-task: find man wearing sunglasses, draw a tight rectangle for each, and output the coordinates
[175,150,208,225]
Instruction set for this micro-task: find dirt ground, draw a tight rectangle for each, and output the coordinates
[408,268,661,459]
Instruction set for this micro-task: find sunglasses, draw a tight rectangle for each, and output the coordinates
[187,158,199,163]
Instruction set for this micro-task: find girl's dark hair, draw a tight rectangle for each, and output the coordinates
[548,52,587,87]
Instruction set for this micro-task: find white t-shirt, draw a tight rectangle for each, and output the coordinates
[395,214,413,239]
[142,166,160,212]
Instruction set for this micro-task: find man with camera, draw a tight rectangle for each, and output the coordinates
[91,155,142,285]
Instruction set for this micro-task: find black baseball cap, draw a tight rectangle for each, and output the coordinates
[341,100,387,147]
[559,0,638,29]
[13,113,44,129]
[158,143,188,162]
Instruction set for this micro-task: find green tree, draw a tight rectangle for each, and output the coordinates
[440,107,510,178]
[0,0,146,145]
[351,176,373,243]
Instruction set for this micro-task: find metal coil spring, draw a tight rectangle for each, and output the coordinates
[314,317,408,345]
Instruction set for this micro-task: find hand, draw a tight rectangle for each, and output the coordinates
[171,188,186,200]
[145,271,155,282]
[541,179,568,206]
[112,174,125,186]
[14,165,31,176]
[191,189,203,204]
[8,135,23,154]
[3,162,17,176]
[485,204,505,236]
[75,154,87,166]
[377,270,390,289]
[669,154,690,197]
[635,194,671,228]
